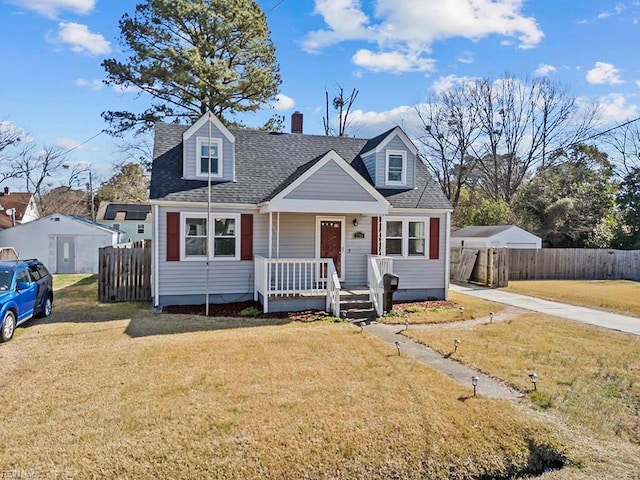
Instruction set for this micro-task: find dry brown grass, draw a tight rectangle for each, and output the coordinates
[503,280,640,317]
[383,291,507,325]
[0,275,567,479]
[405,312,640,478]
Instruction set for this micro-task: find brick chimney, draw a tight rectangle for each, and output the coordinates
[291,111,303,134]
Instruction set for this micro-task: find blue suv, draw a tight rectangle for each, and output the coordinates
[0,259,53,343]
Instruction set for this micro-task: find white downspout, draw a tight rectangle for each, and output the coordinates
[444,211,451,300]
[153,204,160,308]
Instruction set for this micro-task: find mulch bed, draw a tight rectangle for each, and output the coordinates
[163,299,456,320]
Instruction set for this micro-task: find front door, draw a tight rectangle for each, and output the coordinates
[317,217,344,280]
[56,236,76,274]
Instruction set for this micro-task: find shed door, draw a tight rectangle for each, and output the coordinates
[56,236,76,274]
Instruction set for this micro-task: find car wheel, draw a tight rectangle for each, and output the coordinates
[1,311,16,342]
[43,296,52,318]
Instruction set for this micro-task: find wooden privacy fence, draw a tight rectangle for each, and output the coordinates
[99,243,151,302]
[509,248,640,281]
[450,247,509,288]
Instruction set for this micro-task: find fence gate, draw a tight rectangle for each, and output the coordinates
[99,243,151,302]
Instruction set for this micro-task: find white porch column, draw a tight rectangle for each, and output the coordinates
[268,211,273,259]
[276,211,280,258]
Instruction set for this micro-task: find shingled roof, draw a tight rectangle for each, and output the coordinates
[150,123,452,210]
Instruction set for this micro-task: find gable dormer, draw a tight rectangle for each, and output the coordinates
[360,126,418,190]
[182,112,236,182]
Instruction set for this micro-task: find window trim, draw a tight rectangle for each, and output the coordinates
[196,137,223,179]
[179,212,240,262]
[385,150,407,186]
[383,217,429,258]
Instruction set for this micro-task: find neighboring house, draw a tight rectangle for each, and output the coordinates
[0,187,39,229]
[149,112,453,314]
[451,225,542,249]
[96,202,152,243]
[0,214,124,274]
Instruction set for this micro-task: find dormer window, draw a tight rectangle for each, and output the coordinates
[386,150,406,186]
[196,137,223,178]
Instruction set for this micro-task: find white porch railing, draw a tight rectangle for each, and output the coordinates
[254,256,341,315]
[368,255,393,316]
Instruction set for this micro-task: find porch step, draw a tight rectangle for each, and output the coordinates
[339,288,376,320]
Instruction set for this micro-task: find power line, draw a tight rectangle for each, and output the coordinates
[60,129,105,156]
[269,0,285,12]
[579,116,640,143]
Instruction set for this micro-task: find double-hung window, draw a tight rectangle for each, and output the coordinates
[386,150,406,186]
[181,213,240,261]
[384,218,428,258]
[196,137,223,178]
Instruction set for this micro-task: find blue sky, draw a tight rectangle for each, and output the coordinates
[1,0,639,188]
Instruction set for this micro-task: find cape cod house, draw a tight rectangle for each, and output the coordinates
[149,112,453,316]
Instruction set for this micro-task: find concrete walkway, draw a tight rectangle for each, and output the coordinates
[450,283,640,336]
[362,321,523,400]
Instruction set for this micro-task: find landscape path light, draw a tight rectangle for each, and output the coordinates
[395,341,401,356]
[454,339,460,352]
[529,372,538,391]
[459,306,464,316]
[489,312,494,323]
[471,376,478,396]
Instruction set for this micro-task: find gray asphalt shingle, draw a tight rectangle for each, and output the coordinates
[150,123,452,210]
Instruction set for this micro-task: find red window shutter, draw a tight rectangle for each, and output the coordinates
[429,217,440,260]
[166,212,180,261]
[371,217,379,255]
[240,214,253,261]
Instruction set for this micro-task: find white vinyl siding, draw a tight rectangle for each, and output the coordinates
[183,123,234,182]
[284,160,378,202]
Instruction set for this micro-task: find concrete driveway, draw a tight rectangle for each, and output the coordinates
[450,283,640,336]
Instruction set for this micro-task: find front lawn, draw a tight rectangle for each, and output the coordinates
[502,280,640,317]
[406,311,640,478]
[0,275,566,479]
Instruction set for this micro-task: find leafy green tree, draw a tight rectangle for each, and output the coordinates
[616,167,640,247]
[513,144,617,247]
[102,0,281,134]
[96,163,149,203]
[470,198,515,226]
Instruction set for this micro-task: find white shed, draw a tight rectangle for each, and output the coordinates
[451,225,542,249]
[0,214,123,273]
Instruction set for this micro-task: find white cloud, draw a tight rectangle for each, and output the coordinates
[0,120,31,144]
[56,137,88,151]
[303,0,543,72]
[534,63,557,76]
[347,105,418,137]
[272,93,295,111]
[49,22,111,56]
[6,0,95,18]
[579,94,639,125]
[75,78,103,90]
[586,62,623,85]
[597,4,625,19]
[352,49,435,73]
[430,74,477,95]
[456,51,474,64]
[636,80,640,88]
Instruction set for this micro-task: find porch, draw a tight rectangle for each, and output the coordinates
[254,255,393,317]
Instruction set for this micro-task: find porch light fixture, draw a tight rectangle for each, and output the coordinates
[454,339,460,352]
[529,372,538,390]
[352,218,358,227]
[471,376,478,396]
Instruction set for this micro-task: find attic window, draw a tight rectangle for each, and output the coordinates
[196,137,223,178]
[386,150,406,186]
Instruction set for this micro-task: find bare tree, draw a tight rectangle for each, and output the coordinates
[37,187,91,218]
[12,144,68,200]
[0,120,25,185]
[323,85,359,136]
[604,120,640,175]
[415,82,480,207]
[113,133,153,171]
